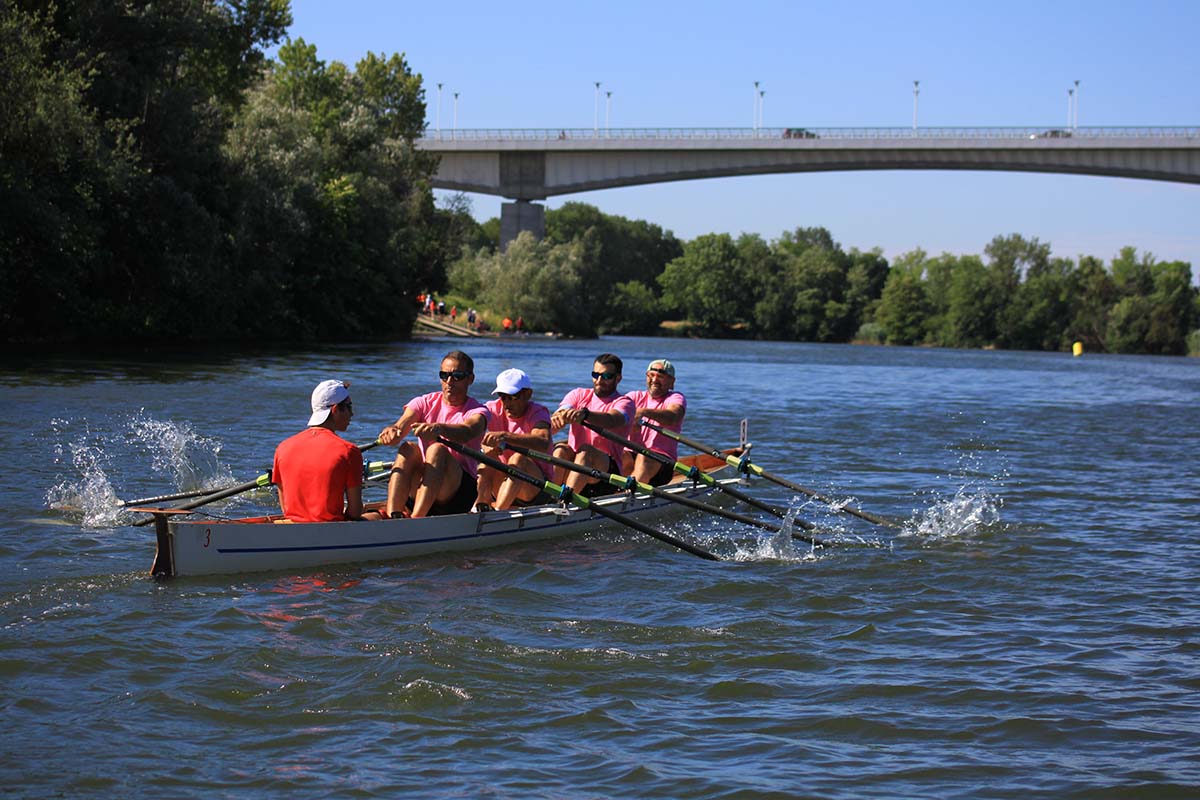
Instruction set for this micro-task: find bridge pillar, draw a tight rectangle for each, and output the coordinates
[499,200,545,250]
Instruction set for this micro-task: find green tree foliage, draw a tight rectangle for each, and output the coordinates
[222,44,436,340]
[868,237,1197,355]
[2,2,444,345]
[606,281,662,335]
[545,202,682,331]
[658,233,750,336]
[448,233,593,336]
[875,265,930,345]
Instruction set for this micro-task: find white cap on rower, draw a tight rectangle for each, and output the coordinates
[492,368,532,395]
[308,380,350,426]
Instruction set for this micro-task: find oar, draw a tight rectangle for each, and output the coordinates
[639,419,896,528]
[579,420,811,528]
[133,440,382,526]
[498,440,827,546]
[437,437,720,561]
[118,486,232,508]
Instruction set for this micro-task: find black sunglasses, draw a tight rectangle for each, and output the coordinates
[439,370,470,382]
[591,370,619,380]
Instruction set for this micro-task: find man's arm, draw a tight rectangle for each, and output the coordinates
[636,402,685,427]
[345,485,364,520]
[412,409,488,443]
[482,423,551,450]
[379,406,420,445]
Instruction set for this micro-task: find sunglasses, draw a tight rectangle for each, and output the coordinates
[591,371,619,380]
[439,370,470,382]
[647,368,672,377]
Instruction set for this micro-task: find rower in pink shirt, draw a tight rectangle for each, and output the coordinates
[550,353,635,497]
[475,368,554,511]
[378,350,490,518]
[623,359,687,486]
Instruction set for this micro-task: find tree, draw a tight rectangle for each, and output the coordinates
[546,202,681,331]
[455,232,593,336]
[222,38,437,341]
[658,233,748,336]
[605,281,661,335]
[1005,257,1075,351]
[875,261,930,345]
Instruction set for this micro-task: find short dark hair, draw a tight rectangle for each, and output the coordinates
[443,350,474,374]
[595,353,622,373]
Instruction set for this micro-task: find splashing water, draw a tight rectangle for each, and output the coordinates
[45,414,233,529]
[128,414,233,492]
[45,425,125,528]
[730,503,822,563]
[902,485,1003,543]
[898,436,1007,543]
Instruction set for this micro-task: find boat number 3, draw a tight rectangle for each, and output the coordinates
[203,528,211,548]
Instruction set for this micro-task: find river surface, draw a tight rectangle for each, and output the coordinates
[2,336,1197,798]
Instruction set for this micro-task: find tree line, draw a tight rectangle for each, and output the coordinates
[448,206,1199,356]
[2,0,459,346]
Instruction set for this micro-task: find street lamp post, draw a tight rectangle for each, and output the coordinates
[1073,79,1080,129]
[759,90,765,133]
[594,81,601,135]
[912,80,919,131]
[606,90,612,136]
[453,91,459,137]
[753,81,759,135]
[436,82,443,138]
[1067,88,1074,128]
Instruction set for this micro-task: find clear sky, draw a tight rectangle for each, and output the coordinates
[281,0,1200,277]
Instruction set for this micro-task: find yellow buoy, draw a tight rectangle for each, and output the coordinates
[1072,341,1084,357]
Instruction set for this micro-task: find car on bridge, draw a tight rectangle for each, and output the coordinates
[783,127,819,139]
[1031,129,1073,139]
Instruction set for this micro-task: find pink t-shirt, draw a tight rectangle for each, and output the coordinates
[625,390,687,460]
[405,392,489,478]
[557,388,635,466]
[486,397,554,479]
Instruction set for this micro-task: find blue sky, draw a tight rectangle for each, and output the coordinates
[281,0,1199,277]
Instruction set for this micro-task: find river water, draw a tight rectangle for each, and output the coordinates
[2,336,1197,798]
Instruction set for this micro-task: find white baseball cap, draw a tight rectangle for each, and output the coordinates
[308,380,350,426]
[492,368,533,395]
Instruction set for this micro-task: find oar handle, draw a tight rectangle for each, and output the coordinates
[580,419,798,524]
[439,437,719,561]
[498,440,636,492]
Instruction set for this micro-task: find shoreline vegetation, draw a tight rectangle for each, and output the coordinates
[3,2,1197,356]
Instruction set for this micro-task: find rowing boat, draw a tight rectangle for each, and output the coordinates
[144,451,743,578]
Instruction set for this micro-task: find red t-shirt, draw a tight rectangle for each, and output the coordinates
[272,428,363,522]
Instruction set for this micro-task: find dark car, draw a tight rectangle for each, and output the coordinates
[783,127,818,139]
[1031,129,1072,139]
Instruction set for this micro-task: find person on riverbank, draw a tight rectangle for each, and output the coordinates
[378,351,489,518]
[474,368,553,511]
[549,353,635,496]
[623,359,687,485]
[273,380,373,522]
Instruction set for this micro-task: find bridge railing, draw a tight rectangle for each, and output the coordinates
[419,126,1200,142]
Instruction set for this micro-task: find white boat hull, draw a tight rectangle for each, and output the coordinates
[151,458,741,577]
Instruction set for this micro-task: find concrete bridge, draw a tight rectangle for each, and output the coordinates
[415,126,1200,247]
